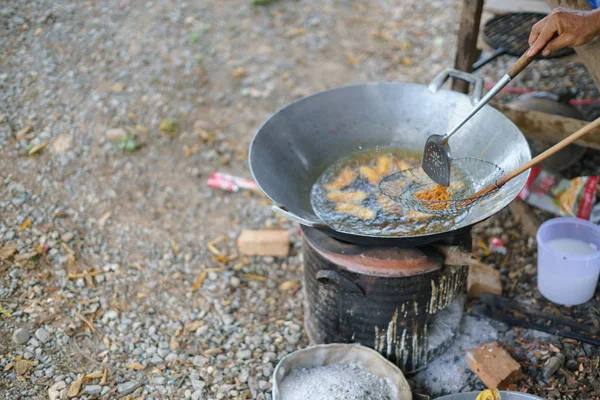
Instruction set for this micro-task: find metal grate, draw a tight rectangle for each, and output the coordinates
[483,12,575,59]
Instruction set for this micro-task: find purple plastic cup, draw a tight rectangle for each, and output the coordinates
[537,217,600,305]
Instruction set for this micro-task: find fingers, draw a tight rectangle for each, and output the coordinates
[527,21,559,56]
[528,19,544,46]
[542,34,573,55]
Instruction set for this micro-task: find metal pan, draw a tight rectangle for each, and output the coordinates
[435,392,545,400]
[249,69,531,246]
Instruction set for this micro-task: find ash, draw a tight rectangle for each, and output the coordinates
[412,315,500,396]
[279,363,397,400]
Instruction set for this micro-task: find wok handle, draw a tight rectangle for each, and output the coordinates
[271,205,329,229]
[428,68,484,104]
[316,270,365,296]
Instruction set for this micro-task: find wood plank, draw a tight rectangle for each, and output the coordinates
[544,0,600,89]
[508,201,542,238]
[493,103,600,150]
[485,0,551,14]
[453,0,485,93]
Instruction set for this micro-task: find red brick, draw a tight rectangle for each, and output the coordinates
[467,341,522,389]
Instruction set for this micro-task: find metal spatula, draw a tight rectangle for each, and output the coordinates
[422,51,535,186]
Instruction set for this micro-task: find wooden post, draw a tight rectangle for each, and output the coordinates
[544,0,600,89]
[453,0,485,93]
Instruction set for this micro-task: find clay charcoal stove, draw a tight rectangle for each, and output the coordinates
[302,226,472,373]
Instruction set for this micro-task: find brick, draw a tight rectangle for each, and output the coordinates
[467,262,502,298]
[236,230,290,257]
[467,341,522,389]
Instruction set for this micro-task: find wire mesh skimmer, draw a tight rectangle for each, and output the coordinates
[379,158,505,216]
[382,117,600,216]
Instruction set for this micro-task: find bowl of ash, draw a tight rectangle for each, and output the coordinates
[272,343,412,400]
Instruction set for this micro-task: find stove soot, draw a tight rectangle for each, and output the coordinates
[301,227,470,373]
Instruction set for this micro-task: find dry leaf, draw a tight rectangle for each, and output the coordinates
[34,28,43,36]
[135,125,149,134]
[15,360,34,376]
[0,244,18,260]
[191,271,207,291]
[285,27,306,37]
[279,280,299,291]
[14,251,38,262]
[232,67,246,78]
[548,343,561,353]
[28,141,48,155]
[110,83,125,92]
[345,52,361,66]
[244,273,267,281]
[207,243,222,256]
[186,321,204,332]
[84,370,104,380]
[100,367,109,385]
[169,336,180,350]
[98,212,112,225]
[19,220,31,232]
[68,375,84,397]
[15,125,33,140]
[170,240,179,255]
[127,362,146,371]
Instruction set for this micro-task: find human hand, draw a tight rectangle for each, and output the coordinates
[527,7,600,57]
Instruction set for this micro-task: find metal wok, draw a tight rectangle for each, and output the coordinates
[249,69,531,246]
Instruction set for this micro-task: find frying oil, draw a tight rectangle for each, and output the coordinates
[310,148,466,236]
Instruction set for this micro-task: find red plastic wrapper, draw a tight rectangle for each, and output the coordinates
[489,237,507,255]
[517,167,598,219]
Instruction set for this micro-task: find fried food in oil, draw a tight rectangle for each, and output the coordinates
[476,389,500,400]
[396,160,411,171]
[335,203,375,220]
[449,180,465,192]
[414,184,450,210]
[326,190,367,203]
[359,166,380,185]
[406,210,433,221]
[377,195,402,214]
[376,155,393,176]
[323,168,357,191]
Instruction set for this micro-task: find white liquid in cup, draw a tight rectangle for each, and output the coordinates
[546,238,598,255]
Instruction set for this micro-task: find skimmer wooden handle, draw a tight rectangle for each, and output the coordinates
[507,52,535,79]
[469,117,600,202]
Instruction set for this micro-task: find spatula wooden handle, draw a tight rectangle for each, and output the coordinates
[507,52,536,79]
[469,117,600,201]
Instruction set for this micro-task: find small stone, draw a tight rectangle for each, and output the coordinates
[191,389,204,400]
[237,349,252,360]
[48,381,66,400]
[258,380,269,390]
[105,310,118,320]
[152,376,166,385]
[192,355,207,367]
[12,328,30,345]
[191,372,205,391]
[150,354,164,365]
[61,232,74,242]
[230,276,240,288]
[85,385,102,395]
[543,353,566,378]
[105,128,127,143]
[35,328,50,343]
[117,381,138,395]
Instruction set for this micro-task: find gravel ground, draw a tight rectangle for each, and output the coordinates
[2,0,600,399]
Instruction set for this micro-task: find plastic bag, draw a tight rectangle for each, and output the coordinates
[517,167,598,219]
